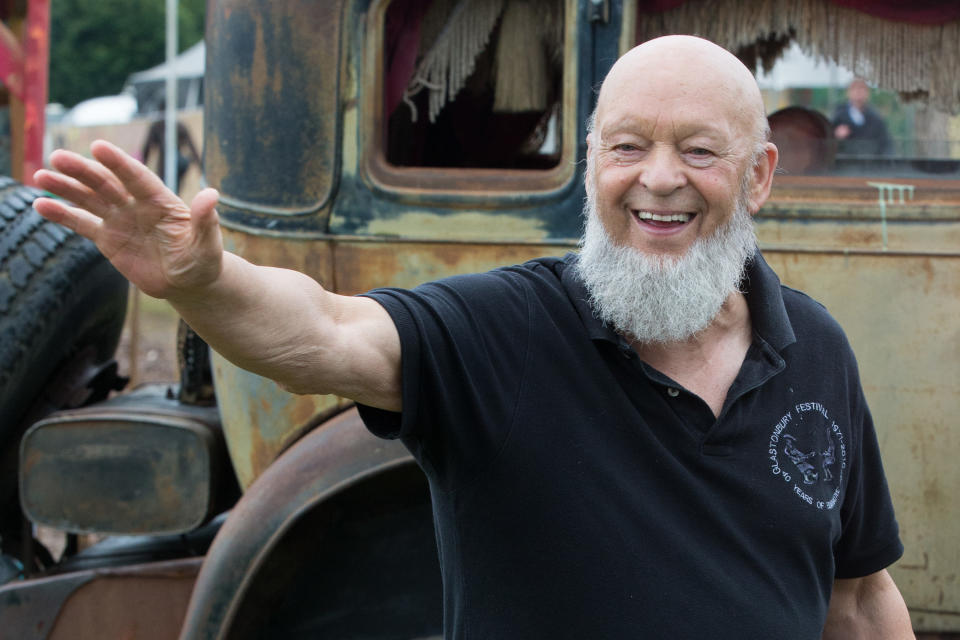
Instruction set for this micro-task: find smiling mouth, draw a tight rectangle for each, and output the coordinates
[632,210,695,227]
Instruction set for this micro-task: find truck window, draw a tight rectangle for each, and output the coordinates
[760,44,960,181]
[381,0,565,170]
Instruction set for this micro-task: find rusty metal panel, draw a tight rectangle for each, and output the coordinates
[220,228,335,285]
[757,218,960,255]
[0,570,91,639]
[204,0,346,226]
[0,557,200,640]
[48,559,200,640]
[760,177,960,257]
[331,239,574,293]
[769,176,960,210]
[211,350,347,490]
[337,207,558,243]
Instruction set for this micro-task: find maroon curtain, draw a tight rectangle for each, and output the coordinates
[637,0,960,24]
[384,0,432,117]
[829,0,960,24]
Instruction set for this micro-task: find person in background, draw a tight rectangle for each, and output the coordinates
[140,117,201,195]
[832,78,893,156]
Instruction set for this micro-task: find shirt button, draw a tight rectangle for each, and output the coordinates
[667,387,680,397]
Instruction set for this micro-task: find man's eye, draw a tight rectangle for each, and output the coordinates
[614,144,638,152]
[689,147,712,156]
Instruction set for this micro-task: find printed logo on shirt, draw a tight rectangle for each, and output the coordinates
[767,402,847,510]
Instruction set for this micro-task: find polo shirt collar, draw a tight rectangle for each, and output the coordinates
[561,250,797,353]
[741,251,796,351]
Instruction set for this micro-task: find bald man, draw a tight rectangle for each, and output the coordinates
[35,35,910,639]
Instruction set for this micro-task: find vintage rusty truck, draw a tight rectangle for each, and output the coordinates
[1,0,959,638]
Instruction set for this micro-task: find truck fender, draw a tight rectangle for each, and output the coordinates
[178,406,440,640]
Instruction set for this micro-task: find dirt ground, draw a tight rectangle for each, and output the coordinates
[114,287,182,386]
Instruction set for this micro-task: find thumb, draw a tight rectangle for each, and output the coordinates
[190,187,223,247]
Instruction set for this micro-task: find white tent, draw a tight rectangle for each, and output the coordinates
[127,40,205,84]
[124,41,205,115]
[61,93,138,127]
[756,43,854,90]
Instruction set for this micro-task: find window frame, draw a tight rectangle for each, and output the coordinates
[360,0,580,198]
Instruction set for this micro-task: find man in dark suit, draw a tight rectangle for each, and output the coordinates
[833,78,892,156]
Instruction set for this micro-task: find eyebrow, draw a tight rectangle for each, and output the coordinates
[599,118,732,143]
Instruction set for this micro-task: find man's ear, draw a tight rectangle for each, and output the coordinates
[746,142,778,214]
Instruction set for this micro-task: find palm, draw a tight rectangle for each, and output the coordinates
[94,193,215,297]
[34,141,222,299]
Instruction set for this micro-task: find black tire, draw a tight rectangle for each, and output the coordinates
[0,176,129,559]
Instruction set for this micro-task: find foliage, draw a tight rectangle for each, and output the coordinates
[49,0,205,108]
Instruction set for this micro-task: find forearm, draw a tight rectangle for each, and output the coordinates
[822,570,914,639]
[167,252,339,392]
[165,251,401,408]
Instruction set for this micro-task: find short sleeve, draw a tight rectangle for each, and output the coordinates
[356,269,532,485]
[833,393,904,578]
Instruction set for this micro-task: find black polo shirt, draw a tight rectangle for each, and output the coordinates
[359,252,902,639]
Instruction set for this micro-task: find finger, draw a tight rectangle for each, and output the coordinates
[190,188,220,224]
[33,197,103,240]
[189,188,223,247]
[34,168,115,215]
[90,140,174,202]
[47,149,129,208]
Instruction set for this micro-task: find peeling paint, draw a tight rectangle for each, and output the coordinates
[366,211,550,241]
[212,350,343,489]
[867,181,916,249]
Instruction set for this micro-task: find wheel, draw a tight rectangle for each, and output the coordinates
[0,176,129,565]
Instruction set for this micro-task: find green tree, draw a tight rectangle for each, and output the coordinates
[49,0,205,108]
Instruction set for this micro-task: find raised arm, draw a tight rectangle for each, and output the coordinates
[34,141,401,411]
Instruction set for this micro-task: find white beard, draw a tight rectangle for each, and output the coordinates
[575,192,757,344]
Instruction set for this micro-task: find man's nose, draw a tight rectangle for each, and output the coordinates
[638,146,686,195]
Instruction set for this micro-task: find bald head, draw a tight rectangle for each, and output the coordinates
[592,36,769,152]
[847,78,870,109]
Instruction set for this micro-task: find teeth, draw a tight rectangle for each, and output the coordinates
[636,211,691,223]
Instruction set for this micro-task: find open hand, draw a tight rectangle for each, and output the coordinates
[33,140,223,300]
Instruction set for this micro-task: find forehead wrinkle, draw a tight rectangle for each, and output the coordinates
[598,84,744,147]
[596,36,767,147]
[598,110,735,149]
